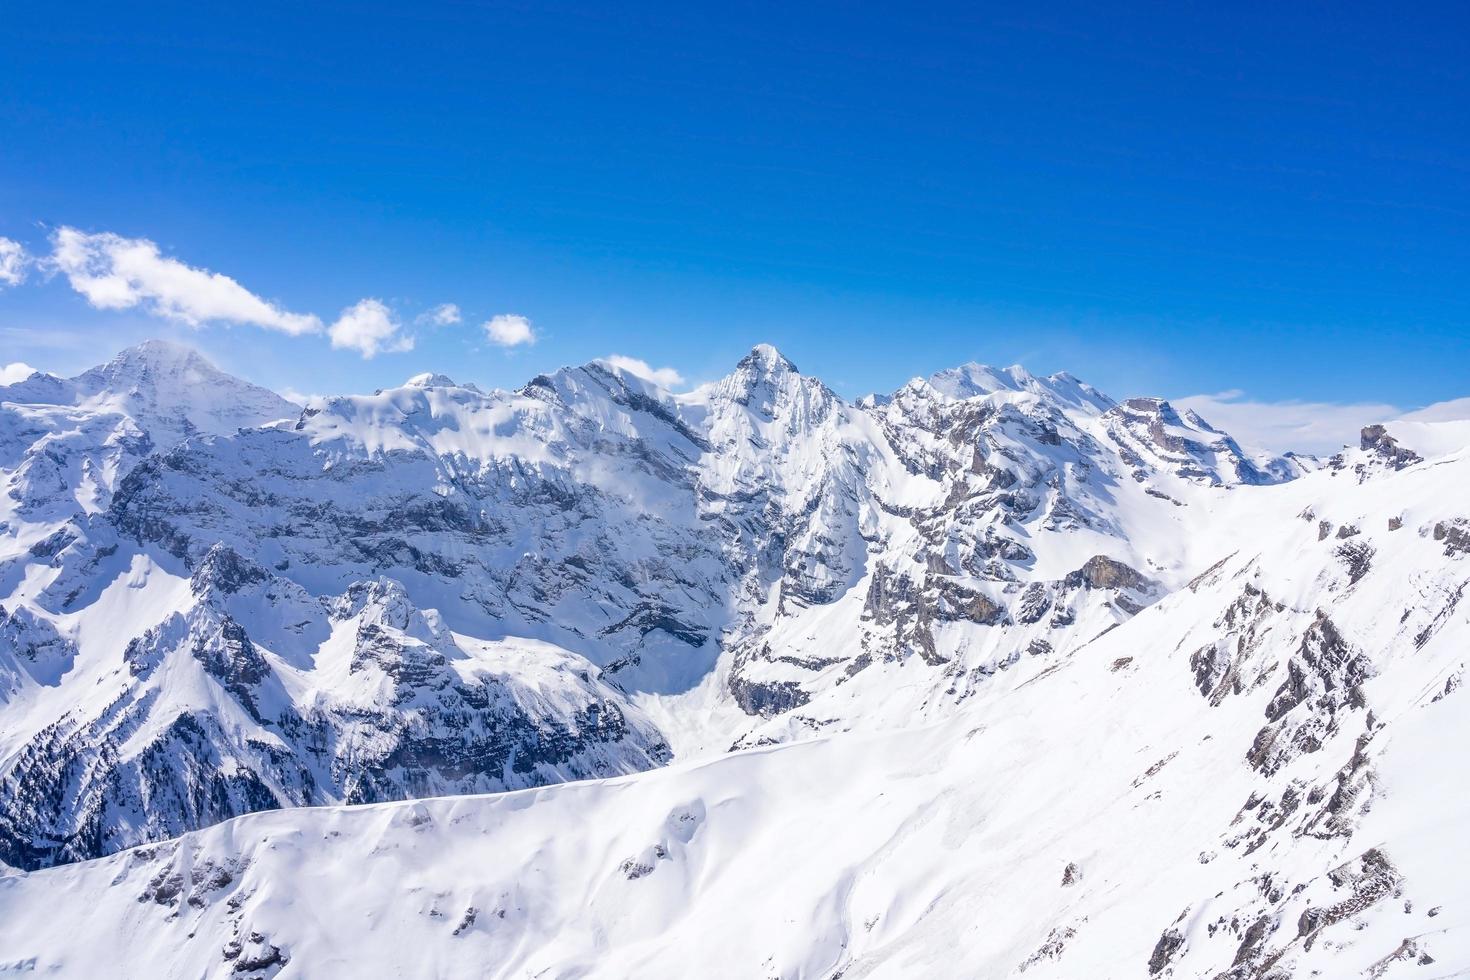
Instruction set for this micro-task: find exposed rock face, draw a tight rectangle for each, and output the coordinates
[1102,397,1282,486]
[1188,583,1285,707]
[1359,424,1422,470]
[1066,555,1152,592]
[0,555,671,870]
[0,604,77,702]
[1434,518,1470,557]
[1335,538,1375,584]
[1148,926,1185,974]
[1248,612,1374,779]
[729,674,812,718]
[1330,423,1426,482]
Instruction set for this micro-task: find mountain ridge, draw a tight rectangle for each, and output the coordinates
[1,338,1467,977]
[1,412,1466,975]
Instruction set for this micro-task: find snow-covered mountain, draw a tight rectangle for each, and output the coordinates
[1,340,1466,978]
[0,339,298,529]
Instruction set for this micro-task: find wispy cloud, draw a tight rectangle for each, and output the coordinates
[601,354,685,388]
[1400,396,1470,423]
[484,313,536,347]
[0,238,29,287]
[418,303,462,327]
[328,299,414,359]
[1174,390,1401,456]
[1175,389,1470,456]
[278,387,325,407]
[49,227,322,335]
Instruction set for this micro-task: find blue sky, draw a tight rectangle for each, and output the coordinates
[1,2,1467,451]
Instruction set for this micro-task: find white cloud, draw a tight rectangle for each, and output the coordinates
[601,354,685,388]
[418,303,462,327]
[0,238,29,287]
[1,361,38,385]
[1400,396,1470,423]
[483,313,536,347]
[278,387,325,407]
[328,298,414,359]
[1177,389,1470,457]
[1174,390,1403,456]
[49,227,322,335]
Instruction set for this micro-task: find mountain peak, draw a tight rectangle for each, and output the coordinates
[104,338,213,372]
[72,340,299,440]
[689,342,834,427]
[404,372,459,389]
[738,343,799,377]
[923,361,1113,414]
[78,339,226,395]
[127,337,199,356]
[927,362,1031,399]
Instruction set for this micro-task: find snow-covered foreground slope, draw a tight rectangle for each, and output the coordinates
[2,433,1467,978]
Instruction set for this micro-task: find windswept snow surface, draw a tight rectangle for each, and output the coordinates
[1,341,1468,977]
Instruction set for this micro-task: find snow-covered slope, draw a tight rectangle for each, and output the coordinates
[1,428,1466,978]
